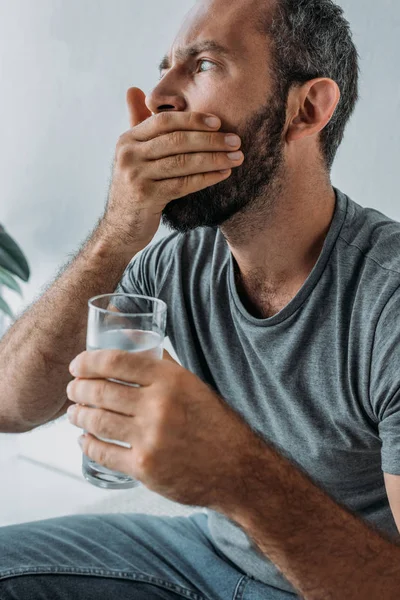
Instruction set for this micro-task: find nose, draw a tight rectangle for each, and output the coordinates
[145,77,186,115]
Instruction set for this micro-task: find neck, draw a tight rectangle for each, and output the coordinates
[220,174,336,316]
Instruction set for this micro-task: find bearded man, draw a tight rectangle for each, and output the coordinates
[1,1,400,598]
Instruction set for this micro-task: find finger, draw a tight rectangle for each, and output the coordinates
[158,168,233,201]
[149,150,244,181]
[69,404,135,444]
[80,433,135,477]
[143,130,241,160]
[133,111,221,142]
[70,350,163,386]
[67,377,144,416]
[126,87,152,128]
[162,349,180,366]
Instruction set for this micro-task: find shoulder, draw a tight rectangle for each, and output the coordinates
[338,191,400,277]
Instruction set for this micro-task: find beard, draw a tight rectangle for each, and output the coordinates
[161,90,288,234]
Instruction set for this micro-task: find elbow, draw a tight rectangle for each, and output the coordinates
[0,395,44,433]
[0,417,36,434]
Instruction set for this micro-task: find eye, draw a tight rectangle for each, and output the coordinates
[158,59,216,80]
[196,59,216,73]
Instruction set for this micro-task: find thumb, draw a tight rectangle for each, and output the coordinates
[162,348,180,366]
[126,87,152,128]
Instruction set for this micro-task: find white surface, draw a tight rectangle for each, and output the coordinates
[0,452,201,527]
[80,485,203,518]
[0,454,117,527]
[1,418,136,526]
[17,416,86,479]
[1,413,201,527]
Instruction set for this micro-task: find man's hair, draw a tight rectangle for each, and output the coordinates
[258,0,360,171]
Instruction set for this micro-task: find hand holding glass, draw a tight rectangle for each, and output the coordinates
[82,293,167,489]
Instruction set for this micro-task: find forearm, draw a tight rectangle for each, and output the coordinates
[220,439,400,600]
[0,219,144,432]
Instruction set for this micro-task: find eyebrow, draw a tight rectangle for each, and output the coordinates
[158,40,235,73]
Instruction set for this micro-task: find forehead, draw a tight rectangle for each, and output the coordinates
[168,0,269,60]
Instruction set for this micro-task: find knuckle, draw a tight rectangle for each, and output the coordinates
[170,130,185,147]
[93,381,106,405]
[116,133,132,155]
[207,132,216,147]
[173,175,188,192]
[91,409,104,432]
[172,153,186,170]
[93,410,114,440]
[212,151,222,166]
[118,147,135,169]
[125,159,141,181]
[142,139,156,161]
[116,133,127,148]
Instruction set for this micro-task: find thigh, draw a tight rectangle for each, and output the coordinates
[0,511,246,600]
[1,575,187,599]
[237,576,299,600]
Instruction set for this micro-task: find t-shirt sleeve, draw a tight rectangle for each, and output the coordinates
[113,231,182,299]
[370,283,400,474]
[114,248,153,298]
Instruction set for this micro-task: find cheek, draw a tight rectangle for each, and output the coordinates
[188,80,241,125]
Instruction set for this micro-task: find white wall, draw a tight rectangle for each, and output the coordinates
[0,0,193,314]
[331,0,400,217]
[0,0,399,313]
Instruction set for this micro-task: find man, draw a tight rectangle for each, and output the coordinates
[1,0,400,597]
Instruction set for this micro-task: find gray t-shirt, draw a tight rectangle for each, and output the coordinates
[116,188,400,593]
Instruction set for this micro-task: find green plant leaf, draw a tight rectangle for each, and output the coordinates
[0,295,14,319]
[0,266,22,295]
[0,230,30,282]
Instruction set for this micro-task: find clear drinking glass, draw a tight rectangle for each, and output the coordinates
[82,293,167,489]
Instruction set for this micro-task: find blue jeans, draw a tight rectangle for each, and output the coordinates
[0,511,298,599]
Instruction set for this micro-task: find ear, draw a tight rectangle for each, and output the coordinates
[286,78,340,143]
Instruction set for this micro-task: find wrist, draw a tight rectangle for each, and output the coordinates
[89,217,150,264]
[101,210,158,250]
[212,429,275,518]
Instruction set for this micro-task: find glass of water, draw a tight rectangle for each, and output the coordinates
[82,293,167,489]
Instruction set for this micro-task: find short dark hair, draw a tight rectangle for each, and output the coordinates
[258,0,360,171]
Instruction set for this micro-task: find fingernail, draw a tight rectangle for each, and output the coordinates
[227,151,243,161]
[204,116,220,128]
[225,134,240,147]
[78,435,85,449]
[69,358,78,375]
